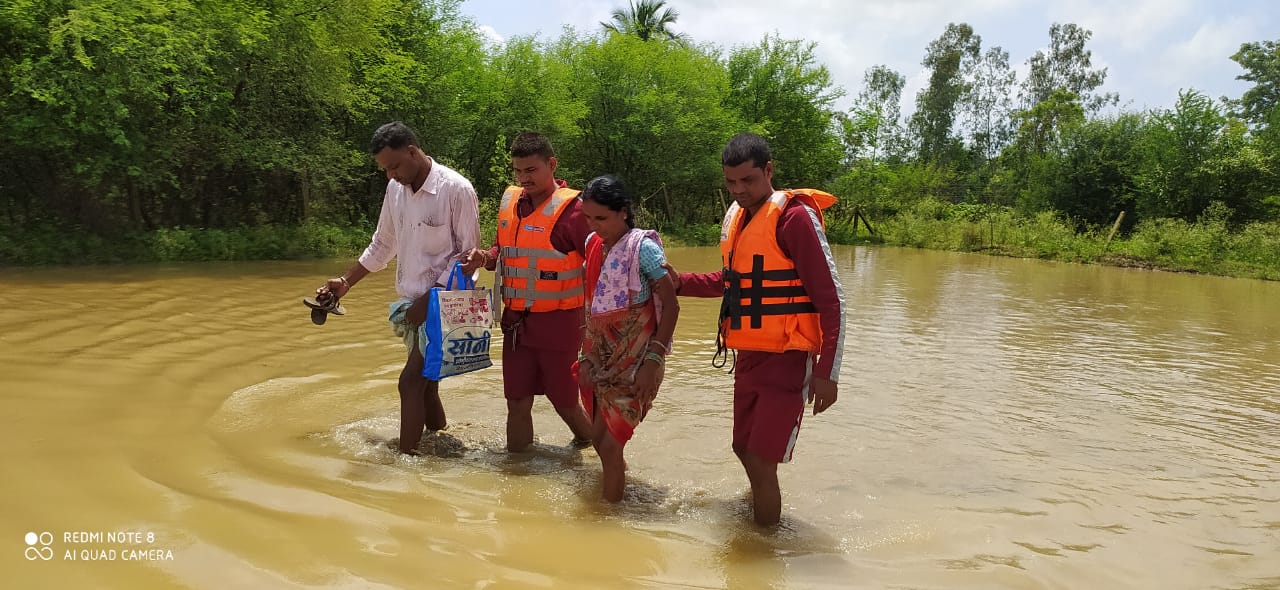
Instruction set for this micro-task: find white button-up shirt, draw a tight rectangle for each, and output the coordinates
[358,159,480,300]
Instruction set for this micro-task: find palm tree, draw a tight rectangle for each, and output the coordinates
[601,0,687,43]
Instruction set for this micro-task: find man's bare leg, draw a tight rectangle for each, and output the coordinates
[422,380,445,431]
[506,396,535,452]
[399,336,446,454]
[737,449,782,527]
[554,400,593,446]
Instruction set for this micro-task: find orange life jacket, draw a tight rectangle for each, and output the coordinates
[719,189,837,353]
[495,185,585,312]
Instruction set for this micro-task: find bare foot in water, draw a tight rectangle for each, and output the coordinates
[384,437,422,456]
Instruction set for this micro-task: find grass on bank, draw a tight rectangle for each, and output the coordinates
[819,199,1280,281]
[4,198,1279,281]
[0,222,373,265]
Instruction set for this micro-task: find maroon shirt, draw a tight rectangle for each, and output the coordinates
[486,180,590,352]
[678,199,845,382]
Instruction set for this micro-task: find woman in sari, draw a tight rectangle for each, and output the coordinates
[576,175,680,502]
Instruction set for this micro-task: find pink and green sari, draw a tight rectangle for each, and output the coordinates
[576,229,668,444]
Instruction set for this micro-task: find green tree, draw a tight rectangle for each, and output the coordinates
[725,33,845,188]
[1,0,229,230]
[1230,39,1280,126]
[910,23,981,166]
[1205,118,1277,222]
[0,0,487,234]
[962,46,1016,160]
[360,0,490,170]
[1011,89,1086,156]
[601,0,686,43]
[1047,113,1143,227]
[450,35,585,201]
[562,33,737,227]
[1002,89,1086,211]
[835,65,906,220]
[1134,90,1228,221]
[843,65,906,166]
[1021,23,1117,113]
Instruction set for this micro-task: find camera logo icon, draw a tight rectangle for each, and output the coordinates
[25,532,54,561]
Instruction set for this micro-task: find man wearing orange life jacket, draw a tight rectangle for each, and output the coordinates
[671,133,846,527]
[460,132,593,452]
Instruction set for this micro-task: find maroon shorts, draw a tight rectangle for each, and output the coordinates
[502,343,580,409]
[733,349,812,464]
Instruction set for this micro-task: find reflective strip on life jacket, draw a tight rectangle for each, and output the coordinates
[494,186,586,311]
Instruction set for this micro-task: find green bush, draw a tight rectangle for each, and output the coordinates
[5,212,1280,282]
[150,228,199,262]
[0,223,371,266]
[1229,222,1280,266]
[824,220,862,244]
[909,197,952,221]
[957,224,984,251]
[664,223,721,247]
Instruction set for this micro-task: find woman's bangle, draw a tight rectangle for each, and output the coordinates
[643,351,665,366]
[647,340,669,355]
[338,276,350,289]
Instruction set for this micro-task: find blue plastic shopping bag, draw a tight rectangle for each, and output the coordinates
[422,262,494,380]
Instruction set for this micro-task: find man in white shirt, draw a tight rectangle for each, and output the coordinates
[316,121,481,455]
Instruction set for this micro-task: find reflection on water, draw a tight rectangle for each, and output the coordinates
[3,249,1278,589]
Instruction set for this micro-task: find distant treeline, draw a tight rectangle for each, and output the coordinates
[1,1,1277,269]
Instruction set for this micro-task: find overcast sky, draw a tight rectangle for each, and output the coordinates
[458,0,1276,115]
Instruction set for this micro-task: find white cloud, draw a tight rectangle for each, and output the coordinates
[1045,0,1195,50]
[1148,16,1259,104]
[477,24,505,46]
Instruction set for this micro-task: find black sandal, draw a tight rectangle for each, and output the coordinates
[303,294,347,325]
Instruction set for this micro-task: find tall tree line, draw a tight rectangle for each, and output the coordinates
[2,0,1277,248]
[836,22,1279,230]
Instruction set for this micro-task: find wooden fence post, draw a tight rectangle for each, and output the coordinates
[1104,210,1126,251]
[857,208,877,236]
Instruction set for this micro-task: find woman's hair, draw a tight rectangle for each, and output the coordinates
[581,174,635,229]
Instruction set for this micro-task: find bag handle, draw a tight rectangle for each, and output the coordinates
[445,261,476,291]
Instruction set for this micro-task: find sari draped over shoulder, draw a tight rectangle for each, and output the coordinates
[577,229,666,444]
